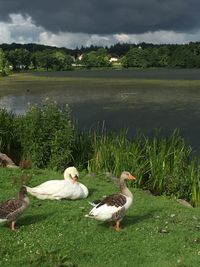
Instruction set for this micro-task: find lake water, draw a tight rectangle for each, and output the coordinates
[1,69,200,151]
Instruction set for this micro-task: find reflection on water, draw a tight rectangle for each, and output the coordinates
[72,101,200,150]
[33,68,200,80]
[1,70,200,151]
[0,95,41,115]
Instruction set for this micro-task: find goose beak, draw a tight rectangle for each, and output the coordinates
[128,174,136,180]
[72,175,79,184]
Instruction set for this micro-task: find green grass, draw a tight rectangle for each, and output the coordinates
[1,168,200,267]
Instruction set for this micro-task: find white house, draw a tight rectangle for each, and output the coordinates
[109,57,119,63]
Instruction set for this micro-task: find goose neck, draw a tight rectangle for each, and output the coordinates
[119,177,133,198]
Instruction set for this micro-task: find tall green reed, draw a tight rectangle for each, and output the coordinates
[187,159,200,207]
[72,130,93,169]
[88,130,148,184]
[0,108,17,154]
[144,130,192,195]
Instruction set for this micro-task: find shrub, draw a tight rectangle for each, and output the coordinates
[16,101,75,170]
[0,109,17,154]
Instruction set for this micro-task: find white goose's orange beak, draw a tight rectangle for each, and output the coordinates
[72,175,79,184]
[128,174,136,180]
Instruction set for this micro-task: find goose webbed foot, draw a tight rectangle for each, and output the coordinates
[10,221,16,231]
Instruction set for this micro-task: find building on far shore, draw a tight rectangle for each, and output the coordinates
[109,55,119,63]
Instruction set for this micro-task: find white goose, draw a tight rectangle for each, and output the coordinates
[85,171,136,231]
[25,166,88,200]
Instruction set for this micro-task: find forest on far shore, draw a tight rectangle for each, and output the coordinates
[0,41,200,75]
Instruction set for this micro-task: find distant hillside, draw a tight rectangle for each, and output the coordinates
[0,42,75,55]
[1,41,200,57]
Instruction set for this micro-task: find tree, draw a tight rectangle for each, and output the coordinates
[169,46,194,68]
[33,50,73,71]
[0,49,9,76]
[82,48,110,68]
[52,51,73,70]
[33,50,54,71]
[7,48,31,70]
[157,46,170,67]
[109,43,132,56]
[122,47,149,68]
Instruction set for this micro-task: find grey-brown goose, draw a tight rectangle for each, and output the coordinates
[0,186,29,230]
[85,171,136,231]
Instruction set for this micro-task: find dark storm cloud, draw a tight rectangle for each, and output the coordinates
[0,0,199,34]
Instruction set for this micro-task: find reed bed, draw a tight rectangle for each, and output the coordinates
[88,129,200,207]
[88,130,146,182]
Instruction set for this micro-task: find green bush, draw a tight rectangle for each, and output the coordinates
[0,109,17,154]
[16,101,75,169]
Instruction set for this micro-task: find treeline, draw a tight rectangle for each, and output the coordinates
[0,42,200,75]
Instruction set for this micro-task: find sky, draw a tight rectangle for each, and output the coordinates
[0,0,200,48]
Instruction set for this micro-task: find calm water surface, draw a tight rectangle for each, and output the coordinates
[1,69,200,150]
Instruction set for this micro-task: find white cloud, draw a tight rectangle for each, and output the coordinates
[39,31,90,48]
[114,31,200,44]
[0,13,200,48]
[0,14,43,44]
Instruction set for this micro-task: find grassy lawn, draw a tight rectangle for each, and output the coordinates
[0,168,200,267]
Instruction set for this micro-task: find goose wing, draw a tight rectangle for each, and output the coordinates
[96,193,127,208]
[88,193,127,221]
[0,198,23,219]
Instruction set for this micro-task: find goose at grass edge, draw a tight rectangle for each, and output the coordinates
[25,166,89,200]
[85,171,136,231]
[0,186,29,230]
